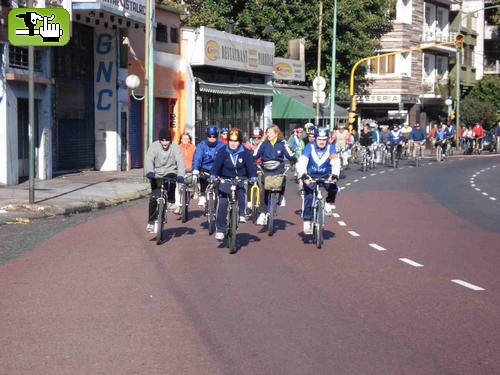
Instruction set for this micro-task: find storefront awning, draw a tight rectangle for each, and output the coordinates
[198,79,273,97]
[272,84,348,120]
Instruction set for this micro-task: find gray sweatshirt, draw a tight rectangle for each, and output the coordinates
[145,141,186,178]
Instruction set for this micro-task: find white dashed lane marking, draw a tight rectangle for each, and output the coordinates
[362,176,367,179]
[338,221,346,226]
[369,243,387,251]
[346,183,351,186]
[451,280,485,291]
[332,213,340,218]
[380,171,385,174]
[490,197,497,201]
[340,187,345,190]
[482,192,488,196]
[475,188,481,191]
[348,231,360,237]
[354,179,359,182]
[399,258,424,267]
[371,173,377,176]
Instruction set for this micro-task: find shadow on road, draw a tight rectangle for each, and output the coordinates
[150,226,196,244]
[217,233,261,254]
[258,219,295,234]
[298,230,335,245]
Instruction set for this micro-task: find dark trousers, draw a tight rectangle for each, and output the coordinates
[216,182,246,233]
[302,181,338,221]
[198,167,210,195]
[148,174,176,224]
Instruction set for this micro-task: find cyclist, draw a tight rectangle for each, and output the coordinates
[495,122,500,151]
[446,120,455,147]
[463,124,475,154]
[433,123,448,157]
[254,125,296,225]
[359,124,374,160]
[210,128,257,241]
[409,123,427,158]
[331,123,351,169]
[220,127,229,145]
[297,127,340,235]
[244,127,263,153]
[288,126,305,158]
[192,126,225,208]
[472,122,485,151]
[369,123,381,162]
[400,123,412,156]
[304,125,316,146]
[389,124,404,160]
[145,128,186,233]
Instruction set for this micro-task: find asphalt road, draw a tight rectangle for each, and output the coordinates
[1,155,500,374]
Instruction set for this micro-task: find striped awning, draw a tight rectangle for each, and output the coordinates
[198,79,273,97]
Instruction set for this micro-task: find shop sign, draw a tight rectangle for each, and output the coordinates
[273,57,305,82]
[356,94,420,104]
[192,26,275,75]
[73,0,146,23]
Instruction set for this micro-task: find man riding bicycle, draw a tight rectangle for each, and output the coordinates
[388,124,404,160]
[472,122,485,151]
[409,123,426,158]
[433,124,448,157]
[297,127,340,235]
[145,128,186,233]
[192,126,225,208]
[210,128,257,241]
[331,124,351,169]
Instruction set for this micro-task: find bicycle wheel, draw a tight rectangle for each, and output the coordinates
[314,201,324,249]
[207,190,215,235]
[362,153,367,172]
[436,145,442,162]
[392,150,397,168]
[267,192,275,236]
[228,202,238,254]
[180,185,188,223]
[156,199,165,245]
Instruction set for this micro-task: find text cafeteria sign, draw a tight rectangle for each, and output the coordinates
[191,26,275,75]
[356,94,420,104]
[273,57,305,82]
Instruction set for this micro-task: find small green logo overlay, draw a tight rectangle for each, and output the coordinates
[8,8,70,46]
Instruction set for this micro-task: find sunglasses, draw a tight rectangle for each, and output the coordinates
[207,134,217,138]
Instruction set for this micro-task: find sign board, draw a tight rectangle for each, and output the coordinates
[72,0,146,24]
[313,91,326,104]
[312,76,326,92]
[273,57,305,82]
[191,26,275,75]
[388,110,408,119]
[356,94,420,104]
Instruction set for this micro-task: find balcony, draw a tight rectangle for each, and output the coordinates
[484,61,500,74]
[422,29,454,43]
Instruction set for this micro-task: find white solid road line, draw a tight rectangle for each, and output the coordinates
[399,258,424,267]
[338,221,346,226]
[348,231,360,237]
[451,279,485,291]
[333,213,340,218]
[369,243,387,251]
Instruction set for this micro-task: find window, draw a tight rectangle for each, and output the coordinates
[156,23,168,43]
[8,45,42,71]
[436,56,448,76]
[369,54,395,74]
[119,28,128,69]
[170,27,179,44]
[396,0,412,24]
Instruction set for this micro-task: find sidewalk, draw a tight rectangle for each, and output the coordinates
[0,169,150,225]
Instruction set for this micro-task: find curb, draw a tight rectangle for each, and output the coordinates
[0,188,150,226]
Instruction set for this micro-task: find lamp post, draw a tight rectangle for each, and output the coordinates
[329,0,338,132]
[126,74,148,177]
[445,97,453,121]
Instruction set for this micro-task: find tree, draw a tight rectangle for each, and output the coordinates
[181,0,396,99]
[468,75,500,111]
[460,97,497,130]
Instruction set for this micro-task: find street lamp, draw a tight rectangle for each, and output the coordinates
[445,97,453,122]
[125,74,143,101]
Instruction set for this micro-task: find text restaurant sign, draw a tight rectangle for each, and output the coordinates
[273,57,305,82]
[192,26,275,75]
[72,0,146,23]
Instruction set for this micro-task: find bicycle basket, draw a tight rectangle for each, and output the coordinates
[264,175,285,191]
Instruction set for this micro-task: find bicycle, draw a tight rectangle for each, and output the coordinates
[360,146,370,172]
[260,166,289,236]
[390,143,400,168]
[473,137,483,155]
[178,173,193,223]
[248,173,261,224]
[414,141,424,167]
[198,171,217,235]
[435,140,443,162]
[151,176,176,245]
[219,177,245,254]
[307,176,336,249]
[446,137,454,156]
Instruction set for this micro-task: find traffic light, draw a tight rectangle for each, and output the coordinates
[455,33,464,53]
[450,110,455,120]
[348,111,356,124]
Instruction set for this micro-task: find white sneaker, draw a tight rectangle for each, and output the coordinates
[198,195,206,207]
[247,201,252,209]
[239,216,247,223]
[325,203,334,216]
[146,223,154,233]
[280,197,286,207]
[303,221,312,235]
[256,213,267,225]
[215,232,224,241]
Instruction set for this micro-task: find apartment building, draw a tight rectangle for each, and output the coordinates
[484,1,500,75]
[356,0,465,127]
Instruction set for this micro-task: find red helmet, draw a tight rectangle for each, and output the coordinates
[251,127,263,138]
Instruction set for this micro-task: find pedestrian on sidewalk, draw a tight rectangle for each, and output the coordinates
[145,128,186,233]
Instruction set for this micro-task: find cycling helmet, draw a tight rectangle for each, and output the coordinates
[369,123,378,129]
[315,127,330,140]
[306,125,316,135]
[251,127,263,138]
[295,126,304,133]
[220,127,229,134]
[228,128,242,142]
[205,126,218,136]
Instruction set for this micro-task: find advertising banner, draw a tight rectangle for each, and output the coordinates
[273,57,305,82]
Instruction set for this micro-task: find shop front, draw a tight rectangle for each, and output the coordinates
[356,94,422,127]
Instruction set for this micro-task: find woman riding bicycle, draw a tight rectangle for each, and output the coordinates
[253,125,296,226]
[192,126,225,208]
[210,128,257,241]
[296,127,340,235]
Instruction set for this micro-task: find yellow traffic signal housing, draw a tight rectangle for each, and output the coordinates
[450,110,455,120]
[348,111,356,124]
[455,33,464,52]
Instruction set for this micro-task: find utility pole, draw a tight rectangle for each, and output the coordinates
[315,0,323,126]
[329,0,338,132]
[455,4,462,150]
[28,0,35,203]
[147,1,155,145]
[143,0,151,174]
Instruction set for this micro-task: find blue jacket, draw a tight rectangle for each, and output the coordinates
[434,129,447,141]
[390,129,403,143]
[192,139,225,172]
[380,131,392,144]
[210,145,257,180]
[447,125,455,137]
[297,142,341,178]
[371,129,380,143]
[254,139,294,172]
[410,128,426,141]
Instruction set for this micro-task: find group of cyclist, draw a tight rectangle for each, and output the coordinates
[145,124,340,240]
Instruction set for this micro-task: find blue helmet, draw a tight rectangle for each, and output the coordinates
[220,127,229,133]
[315,127,329,140]
[306,126,316,135]
[206,126,218,136]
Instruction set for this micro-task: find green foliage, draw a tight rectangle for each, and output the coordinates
[468,75,500,111]
[460,97,497,129]
[181,0,396,98]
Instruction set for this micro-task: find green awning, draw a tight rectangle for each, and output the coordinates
[198,80,273,96]
[272,88,316,119]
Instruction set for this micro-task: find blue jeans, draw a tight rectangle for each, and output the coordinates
[302,180,338,221]
[216,181,246,233]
